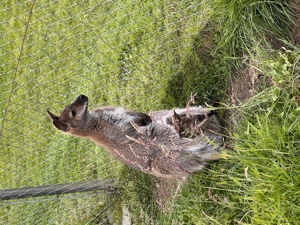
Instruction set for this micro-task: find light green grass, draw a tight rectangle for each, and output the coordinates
[1,0,299,224]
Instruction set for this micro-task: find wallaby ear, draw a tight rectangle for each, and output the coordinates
[47,111,69,131]
[172,110,181,124]
[53,120,69,131]
[47,110,60,121]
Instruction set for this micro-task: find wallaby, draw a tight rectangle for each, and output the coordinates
[47,95,223,178]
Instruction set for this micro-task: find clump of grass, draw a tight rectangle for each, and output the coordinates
[212,0,293,55]
[235,97,300,224]
[234,46,300,224]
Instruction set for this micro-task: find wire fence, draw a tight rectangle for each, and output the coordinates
[0,0,219,224]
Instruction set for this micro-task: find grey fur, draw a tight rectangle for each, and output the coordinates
[47,95,223,178]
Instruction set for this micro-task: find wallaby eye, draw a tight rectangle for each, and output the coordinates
[71,110,76,117]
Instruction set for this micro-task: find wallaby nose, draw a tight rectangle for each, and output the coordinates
[77,95,88,102]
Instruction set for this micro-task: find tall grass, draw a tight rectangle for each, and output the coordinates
[212,0,293,55]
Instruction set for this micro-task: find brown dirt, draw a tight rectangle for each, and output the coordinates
[221,58,266,132]
[291,2,300,46]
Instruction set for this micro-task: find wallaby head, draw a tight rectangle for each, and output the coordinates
[171,109,222,139]
[172,110,206,138]
[47,95,89,136]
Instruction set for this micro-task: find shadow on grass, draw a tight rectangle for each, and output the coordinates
[161,23,231,107]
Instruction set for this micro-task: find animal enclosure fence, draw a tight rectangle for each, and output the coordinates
[0,0,225,224]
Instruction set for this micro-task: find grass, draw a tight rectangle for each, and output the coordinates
[157,50,300,224]
[0,0,299,224]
